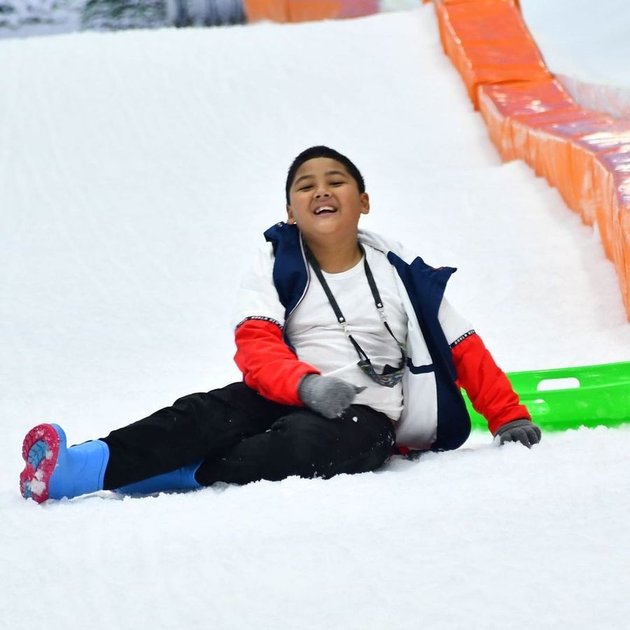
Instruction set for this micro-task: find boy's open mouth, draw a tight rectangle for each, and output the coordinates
[314,206,337,215]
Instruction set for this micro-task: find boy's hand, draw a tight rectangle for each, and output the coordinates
[495,419,541,448]
[298,374,365,419]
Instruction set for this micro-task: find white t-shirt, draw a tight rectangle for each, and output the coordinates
[285,244,407,421]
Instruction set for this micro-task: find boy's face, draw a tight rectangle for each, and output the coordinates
[286,157,369,245]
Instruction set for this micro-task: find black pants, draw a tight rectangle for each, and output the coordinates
[101,382,396,489]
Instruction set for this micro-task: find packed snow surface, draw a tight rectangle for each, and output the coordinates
[1,5,629,630]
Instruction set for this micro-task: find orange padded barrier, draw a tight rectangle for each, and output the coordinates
[430,0,630,318]
[288,1,340,22]
[243,0,288,22]
[478,80,578,162]
[434,0,550,107]
[478,80,630,316]
[567,123,630,229]
[593,150,630,288]
[244,0,378,23]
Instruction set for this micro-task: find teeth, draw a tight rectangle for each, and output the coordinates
[315,207,335,214]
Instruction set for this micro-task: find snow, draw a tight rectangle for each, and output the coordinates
[521,0,630,118]
[521,0,629,89]
[1,5,630,630]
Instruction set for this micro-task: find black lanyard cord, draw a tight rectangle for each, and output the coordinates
[304,244,405,364]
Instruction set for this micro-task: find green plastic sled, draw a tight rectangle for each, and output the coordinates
[465,361,630,431]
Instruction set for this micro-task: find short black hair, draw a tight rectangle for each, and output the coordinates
[285,146,365,203]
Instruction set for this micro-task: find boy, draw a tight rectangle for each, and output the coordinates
[19,146,540,503]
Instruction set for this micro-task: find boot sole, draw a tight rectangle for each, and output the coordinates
[20,424,62,503]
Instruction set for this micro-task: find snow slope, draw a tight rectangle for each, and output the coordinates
[1,6,629,630]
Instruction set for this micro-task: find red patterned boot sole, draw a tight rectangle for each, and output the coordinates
[20,424,62,503]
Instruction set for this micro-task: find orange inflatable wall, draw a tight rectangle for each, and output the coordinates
[426,0,630,319]
[243,0,379,23]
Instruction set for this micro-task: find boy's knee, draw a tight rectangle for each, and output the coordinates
[272,409,395,477]
[272,412,336,451]
[268,412,340,475]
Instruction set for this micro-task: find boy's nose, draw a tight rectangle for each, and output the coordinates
[314,188,331,198]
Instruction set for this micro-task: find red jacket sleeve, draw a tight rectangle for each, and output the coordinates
[451,332,531,435]
[234,319,320,406]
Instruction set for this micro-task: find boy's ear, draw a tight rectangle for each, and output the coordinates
[360,193,370,215]
[286,204,296,224]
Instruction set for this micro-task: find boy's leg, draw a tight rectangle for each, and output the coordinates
[196,404,396,486]
[101,382,292,489]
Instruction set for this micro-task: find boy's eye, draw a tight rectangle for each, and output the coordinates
[298,184,313,191]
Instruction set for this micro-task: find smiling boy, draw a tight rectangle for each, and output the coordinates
[20,146,540,503]
[286,155,370,272]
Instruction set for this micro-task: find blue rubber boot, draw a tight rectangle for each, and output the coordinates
[115,462,202,496]
[20,423,109,503]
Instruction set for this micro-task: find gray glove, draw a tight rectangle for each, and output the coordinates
[495,419,541,448]
[298,374,364,419]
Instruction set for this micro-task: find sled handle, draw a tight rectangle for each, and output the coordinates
[536,377,581,392]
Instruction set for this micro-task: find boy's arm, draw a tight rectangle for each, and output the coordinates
[234,318,320,406]
[451,332,531,435]
[232,242,319,405]
[438,297,535,440]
